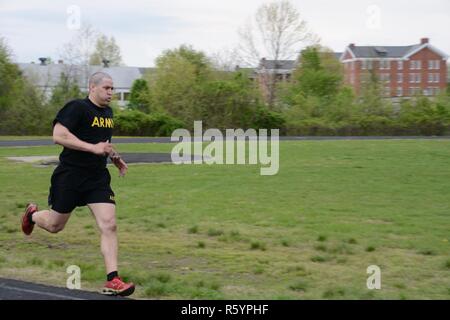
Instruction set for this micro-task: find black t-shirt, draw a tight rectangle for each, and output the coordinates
[53,97,114,170]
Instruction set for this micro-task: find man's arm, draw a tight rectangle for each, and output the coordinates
[110,145,128,177]
[53,122,112,156]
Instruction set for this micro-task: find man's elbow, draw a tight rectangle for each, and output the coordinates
[53,131,65,145]
[53,124,66,145]
[52,135,60,145]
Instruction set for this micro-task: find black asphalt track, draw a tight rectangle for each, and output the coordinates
[1,136,449,147]
[0,278,129,300]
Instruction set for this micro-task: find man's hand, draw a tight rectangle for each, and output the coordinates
[110,146,128,177]
[91,142,113,156]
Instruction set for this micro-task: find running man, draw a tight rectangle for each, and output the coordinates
[21,72,135,296]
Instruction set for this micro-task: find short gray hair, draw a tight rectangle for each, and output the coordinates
[89,72,112,87]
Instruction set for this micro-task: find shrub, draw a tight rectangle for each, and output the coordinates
[114,110,185,136]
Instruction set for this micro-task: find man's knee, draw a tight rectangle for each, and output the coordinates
[47,210,70,233]
[99,218,117,234]
[48,223,66,233]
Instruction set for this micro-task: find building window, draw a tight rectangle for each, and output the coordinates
[409,74,415,83]
[410,60,421,70]
[362,60,373,70]
[379,60,390,70]
[409,87,421,96]
[397,87,403,97]
[398,61,403,70]
[397,73,403,83]
[384,87,391,96]
[380,73,390,83]
[428,73,439,83]
[428,60,441,70]
[410,73,421,83]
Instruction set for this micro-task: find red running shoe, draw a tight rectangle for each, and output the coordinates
[102,277,135,296]
[21,203,38,235]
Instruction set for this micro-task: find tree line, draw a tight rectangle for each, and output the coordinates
[114,44,450,136]
[1,0,449,136]
[1,39,450,136]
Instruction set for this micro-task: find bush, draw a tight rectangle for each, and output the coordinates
[114,110,185,136]
[252,107,286,133]
[285,118,337,136]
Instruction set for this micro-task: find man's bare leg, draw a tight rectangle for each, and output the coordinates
[32,209,71,233]
[87,202,135,296]
[87,203,118,273]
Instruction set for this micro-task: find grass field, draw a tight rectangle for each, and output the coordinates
[0,138,449,299]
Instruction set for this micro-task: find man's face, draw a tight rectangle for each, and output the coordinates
[91,77,114,106]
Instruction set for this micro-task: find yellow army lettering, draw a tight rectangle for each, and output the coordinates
[91,116,114,128]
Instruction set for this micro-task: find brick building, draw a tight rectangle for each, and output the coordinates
[340,38,448,97]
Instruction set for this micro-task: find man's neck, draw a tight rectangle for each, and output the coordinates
[88,95,106,108]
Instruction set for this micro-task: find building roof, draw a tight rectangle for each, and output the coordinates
[17,63,153,90]
[343,38,449,61]
[348,45,421,58]
[334,52,343,60]
[258,59,297,70]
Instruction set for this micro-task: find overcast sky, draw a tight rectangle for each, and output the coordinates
[1,0,449,67]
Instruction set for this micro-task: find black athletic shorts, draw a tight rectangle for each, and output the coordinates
[48,165,115,213]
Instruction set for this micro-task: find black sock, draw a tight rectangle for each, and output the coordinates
[107,271,118,281]
[28,212,35,225]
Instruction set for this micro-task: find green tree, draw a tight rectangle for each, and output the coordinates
[292,46,342,101]
[398,95,450,135]
[149,45,212,127]
[197,71,263,129]
[156,44,212,80]
[326,86,357,122]
[89,35,123,66]
[0,38,21,123]
[128,79,151,113]
[281,46,343,119]
[357,69,394,117]
[0,38,48,135]
[49,72,83,107]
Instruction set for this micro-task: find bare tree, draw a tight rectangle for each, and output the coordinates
[59,22,99,89]
[209,47,241,72]
[237,0,319,106]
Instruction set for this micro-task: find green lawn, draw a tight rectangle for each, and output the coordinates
[0,139,449,299]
